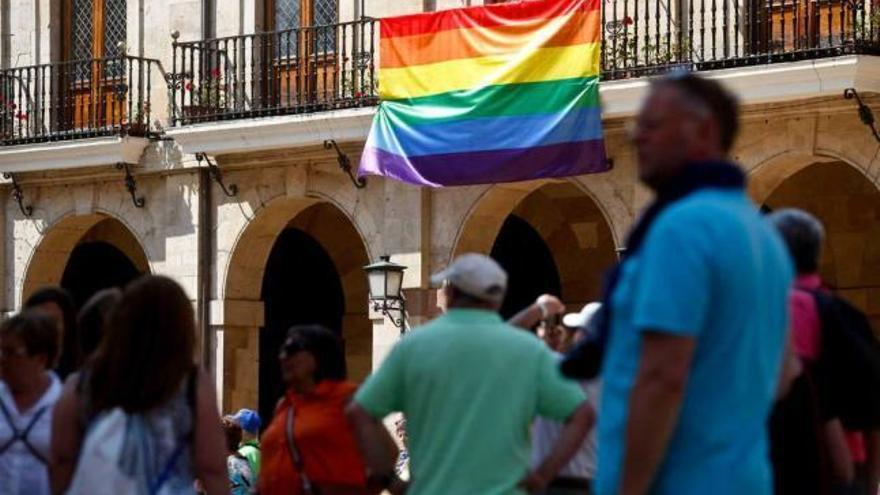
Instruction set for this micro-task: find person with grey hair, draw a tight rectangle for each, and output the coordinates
[563,72,793,495]
[769,208,825,275]
[347,253,595,495]
[768,208,879,495]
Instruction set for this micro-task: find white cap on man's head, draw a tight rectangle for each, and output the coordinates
[431,253,508,304]
[563,302,602,331]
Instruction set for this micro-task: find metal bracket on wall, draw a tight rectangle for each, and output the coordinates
[3,173,32,217]
[844,88,880,143]
[324,139,367,189]
[115,162,146,208]
[195,152,238,197]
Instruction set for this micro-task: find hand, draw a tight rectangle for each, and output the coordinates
[388,476,409,495]
[536,294,565,317]
[518,469,552,494]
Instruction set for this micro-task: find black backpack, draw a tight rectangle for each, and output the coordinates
[809,289,880,430]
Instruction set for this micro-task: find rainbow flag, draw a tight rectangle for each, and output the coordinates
[358,0,608,187]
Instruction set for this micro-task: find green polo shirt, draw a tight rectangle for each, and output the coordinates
[355,309,586,495]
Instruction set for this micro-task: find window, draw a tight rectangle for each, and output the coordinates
[65,0,127,79]
[269,0,337,53]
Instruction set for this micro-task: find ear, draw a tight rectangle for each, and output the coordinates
[699,115,723,150]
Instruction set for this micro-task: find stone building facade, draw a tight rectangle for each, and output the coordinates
[2,0,880,417]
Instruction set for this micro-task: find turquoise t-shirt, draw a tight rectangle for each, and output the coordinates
[355,309,586,495]
[596,189,793,495]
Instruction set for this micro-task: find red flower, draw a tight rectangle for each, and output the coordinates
[185,82,193,91]
[210,67,221,79]
[354,91,363,98]
[623,16,634,26]
[16,112,27,120]
[7,102,15,109]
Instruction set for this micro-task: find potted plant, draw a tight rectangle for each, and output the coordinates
[182,67,228,120]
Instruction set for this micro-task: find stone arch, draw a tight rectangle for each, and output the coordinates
[21,212,151,304]
[453,179,620,313]
[746,150,865,205]
[221,195,372,412]
[758,157,880,333]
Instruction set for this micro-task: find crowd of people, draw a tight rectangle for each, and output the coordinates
[1,72,879,495]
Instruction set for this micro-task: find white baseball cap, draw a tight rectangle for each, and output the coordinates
[562,302,602,331]
[431,253,508,304]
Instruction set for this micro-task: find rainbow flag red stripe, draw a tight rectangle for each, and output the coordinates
[359,0,608,187]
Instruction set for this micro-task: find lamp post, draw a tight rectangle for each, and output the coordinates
[364,255,408,334]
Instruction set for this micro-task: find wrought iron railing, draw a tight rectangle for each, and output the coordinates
[599,0,880,80]
[0,55,163,145]
[170,18,377,126]
[168,3,880,126]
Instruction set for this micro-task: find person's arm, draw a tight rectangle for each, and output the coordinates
[864,429,880,495]
[192,369,231,495]
[519,401,594,493]
[346,404,404,493]
[349,343,407,493]
[620,332,696,495]
[823,418,855,485]
[776,331,802,400]
[508,295,564,330]
[50,375,83,495]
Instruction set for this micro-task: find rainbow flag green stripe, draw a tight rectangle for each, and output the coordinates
[383,76,600,127]
[359,0,608,187]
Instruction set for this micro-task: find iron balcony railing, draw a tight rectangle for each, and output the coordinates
[170,18,378,126]
[169,3,880,126]
[599,0,880,79]
[0,55,164,146]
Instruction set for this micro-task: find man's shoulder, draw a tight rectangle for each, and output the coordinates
[407,317,544,351]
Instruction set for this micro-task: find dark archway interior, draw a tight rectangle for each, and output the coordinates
[259,227,346,425]
[490,215,562,320]
[60,241,142,310]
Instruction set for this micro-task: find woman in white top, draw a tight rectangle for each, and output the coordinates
[0,310,62,495]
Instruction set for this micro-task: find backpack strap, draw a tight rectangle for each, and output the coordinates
[0,396,50,465]
[285,400,316,495]
[148,367,198,495]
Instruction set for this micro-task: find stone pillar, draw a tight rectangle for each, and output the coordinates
[368,181,433,369]
[212,298,263,412]
[159,173,200,299]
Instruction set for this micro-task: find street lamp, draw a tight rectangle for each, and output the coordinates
[364,255,407,334]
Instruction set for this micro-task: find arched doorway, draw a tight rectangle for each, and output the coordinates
[456,181,618,320]
[60,241,141,309]
[22,214,150,370]
[222,198,371,416]
[491,215,562,319]
[761,161,880,332]
[258,226,347,422]
[23,215,150,305]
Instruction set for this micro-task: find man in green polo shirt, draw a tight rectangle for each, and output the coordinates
[348,253,594,495]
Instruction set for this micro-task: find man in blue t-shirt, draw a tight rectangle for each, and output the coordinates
[594,73,793,495]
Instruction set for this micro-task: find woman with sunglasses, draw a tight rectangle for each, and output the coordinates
[259,325,398,495]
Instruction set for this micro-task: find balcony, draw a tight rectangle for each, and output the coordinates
[0,55,164,146]
[599,0,880,79]
[169,19,378,126]
[164,3,880,156]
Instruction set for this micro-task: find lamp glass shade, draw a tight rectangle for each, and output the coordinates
[385,269,404,300]
[367,269,388,300]
[364,256,407,301]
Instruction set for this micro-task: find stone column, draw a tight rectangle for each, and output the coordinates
[211,298,263,412]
